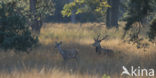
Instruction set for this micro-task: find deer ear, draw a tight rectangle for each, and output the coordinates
[99,40,102,42]
[94,38,97,41]
[94,39,96,41]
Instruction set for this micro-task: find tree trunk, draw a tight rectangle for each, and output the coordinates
[69,0,76,23]
[106,0,111,27]
[106,0,120,28]
[30,0,42,33]
[71,10,76,23]
[111,0,119,27]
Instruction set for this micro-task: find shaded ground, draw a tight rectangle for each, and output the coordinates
[0,40,155,78]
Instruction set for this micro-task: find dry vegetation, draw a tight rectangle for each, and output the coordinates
[0,22,156,78]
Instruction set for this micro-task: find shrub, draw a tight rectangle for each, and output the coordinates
[149,18,156,41]
[0,2,38,51]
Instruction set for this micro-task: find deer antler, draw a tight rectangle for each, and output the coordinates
[94,34,109,41]
[94,33,101,41]
[101,35,109,41]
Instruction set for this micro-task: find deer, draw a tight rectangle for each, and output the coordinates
[92,34,114,56]
[55,41,79,63]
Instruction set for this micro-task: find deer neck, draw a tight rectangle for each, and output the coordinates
[97,44,101,48]
[57,46,65,55]
[96,45,101,52]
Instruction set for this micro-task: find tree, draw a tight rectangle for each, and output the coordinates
[46,0,71,22]
[0,1,38,51]
[0,0,55,34]
[30,0,38,32]
[149,18,156,41]
[69,0,76,23]
[106,0,120,28]
[122,0,153,38]
[48,0,105,23]
[61,0,120,27]
[61,0,110,23]
[29,0,54,33]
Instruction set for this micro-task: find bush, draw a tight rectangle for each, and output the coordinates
[148,18,156,41]
[0,2,38,51]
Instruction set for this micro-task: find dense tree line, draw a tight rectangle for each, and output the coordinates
[122,0,156,41]
[0,0,156,51]
[0,1,38,51]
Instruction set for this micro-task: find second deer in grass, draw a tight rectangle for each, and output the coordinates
[55,41,79,63]
[92,34,114,56]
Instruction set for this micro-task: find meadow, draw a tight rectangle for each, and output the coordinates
[0,22,156,78]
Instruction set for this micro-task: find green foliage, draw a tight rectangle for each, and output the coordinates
[149,18,156,40]
[0,2,38,51]
[45,0,71,22]
[61,0,110,17]
[124,0,153,31]
[0,0,55,23]
[47,0,106,22]
[0,0,30,16]
[102,74,110,78]
[35,0,55,18]
[123,0,156,42]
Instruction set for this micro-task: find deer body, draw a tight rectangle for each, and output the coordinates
[93,35,114,56]
[55,42,79,62]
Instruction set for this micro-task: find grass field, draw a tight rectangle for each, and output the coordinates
[0,22,156,78]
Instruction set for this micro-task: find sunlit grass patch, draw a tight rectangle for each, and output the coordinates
[39,22,125,45]
[0,22,156,78]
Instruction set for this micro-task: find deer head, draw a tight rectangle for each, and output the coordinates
[92,34,108,47]
[55,41,62,48]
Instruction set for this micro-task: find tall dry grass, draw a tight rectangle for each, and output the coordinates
[0,22,156,78]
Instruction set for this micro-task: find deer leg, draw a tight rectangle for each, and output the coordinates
[95,47,98,53]
[96,47,101,55]
[75,56,79,65]
[62,58,67,69]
